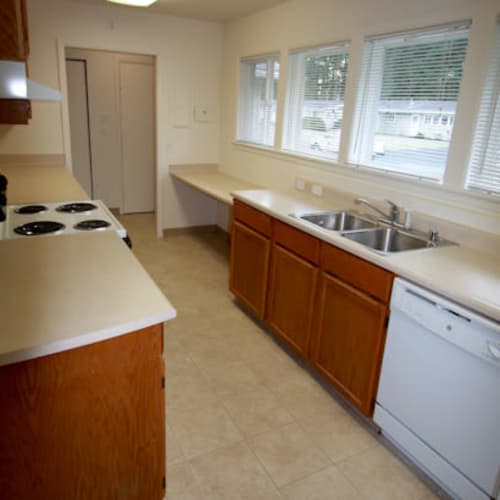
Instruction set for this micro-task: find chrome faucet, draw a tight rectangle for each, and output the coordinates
[355,198,401,226]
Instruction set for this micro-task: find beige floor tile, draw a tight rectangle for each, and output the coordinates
[269,375,341,420]
[279,465,360,500]
[168,404,243,459]
[166,368,218,412]
[337,444,434,500]
[223,387,294,437]
[166,461,215,500]
[189,441,281,500]
[166,350,199,379]
[166,424,185,466]
[298,408,378,463]
[198,360,264,400]
[248,422,331,488]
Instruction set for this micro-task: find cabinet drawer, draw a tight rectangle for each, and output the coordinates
[273,220,320,264]
[233,200,271,237]
[320,243,393,303]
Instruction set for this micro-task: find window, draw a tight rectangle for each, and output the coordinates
[283,42,350,160]
[350,23,470,180]
[467,19,500,195]
[238,56,280,147]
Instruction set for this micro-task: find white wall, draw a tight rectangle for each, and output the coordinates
[0,0,222,234]
[220,0,500,234]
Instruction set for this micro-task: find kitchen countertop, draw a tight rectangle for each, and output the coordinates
[1,163,89,203]
[232,189,500,322]
[170,164,260,204]
[0,164,176,367]
[0,231,176,366]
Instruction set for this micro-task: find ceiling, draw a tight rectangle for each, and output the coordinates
[73,0,289,22]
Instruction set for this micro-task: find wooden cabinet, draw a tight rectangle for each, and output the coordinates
[0,324,166,499]
[0,98,31,124]
[0,0,29,60]
[312,272,388,416]
[310,243,393,416]
[230,201,272,319]
[267,221,319,357]
[229,201,394,418]
[0,0,31,124]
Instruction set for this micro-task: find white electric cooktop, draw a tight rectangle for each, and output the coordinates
[0,200,127,240]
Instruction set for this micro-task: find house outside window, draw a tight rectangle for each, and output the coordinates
[238,55,280,147]
[350,22,470,180]
[283,42,350,160]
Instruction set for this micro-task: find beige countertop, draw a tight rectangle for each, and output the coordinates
[1,163,89,204]
[232,189,500,322]
[0,163,176,367]
[170,164,260,204]
[0,231,176,366]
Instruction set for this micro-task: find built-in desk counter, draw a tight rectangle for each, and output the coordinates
[169,163,260,204]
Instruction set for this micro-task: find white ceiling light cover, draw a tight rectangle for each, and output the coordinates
[106,0,157,6]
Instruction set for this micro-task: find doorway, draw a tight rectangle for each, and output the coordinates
[65,48,155,214]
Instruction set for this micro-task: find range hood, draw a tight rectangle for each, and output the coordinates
[0,61,61,101]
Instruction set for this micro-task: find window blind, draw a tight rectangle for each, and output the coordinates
[283,43,350,160]
[238,56,280,147]
[467,20,500,195]
[350,23,470,180]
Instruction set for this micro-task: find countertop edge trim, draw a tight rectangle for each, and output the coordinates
[0,309,177,368]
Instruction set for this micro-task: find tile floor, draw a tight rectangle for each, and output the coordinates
[120,213,448,500]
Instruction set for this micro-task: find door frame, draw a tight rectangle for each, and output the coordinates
[57,39,163,237]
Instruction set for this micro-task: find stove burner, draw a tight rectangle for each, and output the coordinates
[74,219,111,231]
[15,204,48,214]
[56,202,98,213]
[14,221,66,236]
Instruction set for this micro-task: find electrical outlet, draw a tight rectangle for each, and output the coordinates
[312,184,323,197]
[295,178,305,191]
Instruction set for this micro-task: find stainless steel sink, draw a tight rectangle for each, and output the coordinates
[297,211,377,231]
[341,228,430,253]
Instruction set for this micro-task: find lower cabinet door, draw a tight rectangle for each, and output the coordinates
[229,220,271,319]
[312,272,388,416]
[267,243,318,357]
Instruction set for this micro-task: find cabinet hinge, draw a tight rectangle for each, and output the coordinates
[161,376,165,388]
[385,316,389,329]
[162,475,166,490]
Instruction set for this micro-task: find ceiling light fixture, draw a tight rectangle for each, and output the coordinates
[106,0,157,7]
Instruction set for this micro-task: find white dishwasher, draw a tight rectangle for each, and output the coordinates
[374,278,500,500]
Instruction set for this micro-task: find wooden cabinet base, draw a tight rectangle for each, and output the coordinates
[0,324,165,500]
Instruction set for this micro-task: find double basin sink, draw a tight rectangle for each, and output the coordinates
[293,210,451,254]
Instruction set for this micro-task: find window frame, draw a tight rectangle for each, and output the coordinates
[237,54,280,148]
[348,22,471,182]
[466,18,500,196]
[282,41,351,161]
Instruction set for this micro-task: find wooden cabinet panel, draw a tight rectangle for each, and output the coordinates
[0,324,165,500]
[267,244,318,357]
[321,242,393,302]
[0,0,28,61]
[230,220,271,319]
[233,199,272,236]
[273,219,320,264]
[0,99,30,124]
[312,273,388,416]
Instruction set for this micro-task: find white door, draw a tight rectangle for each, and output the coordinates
[119,61,155,213]
[66,59,93,198]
